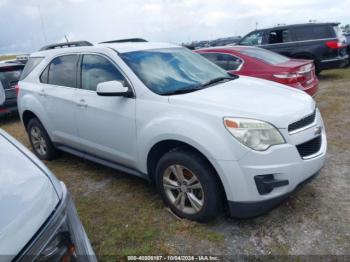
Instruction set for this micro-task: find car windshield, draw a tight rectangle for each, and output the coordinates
[240,47,290,65]
[120,48,231,95]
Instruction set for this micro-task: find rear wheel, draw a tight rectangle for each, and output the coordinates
[156,149,223,222]
[27,118,58,160]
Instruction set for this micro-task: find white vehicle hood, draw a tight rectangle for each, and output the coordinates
[169,76,315,128]
[0,133,59,258]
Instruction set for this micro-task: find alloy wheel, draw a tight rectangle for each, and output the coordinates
[30,126,48,156]
[163,164,204,214]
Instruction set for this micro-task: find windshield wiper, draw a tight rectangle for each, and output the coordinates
[161,87,202,96]
[201,76,237,88]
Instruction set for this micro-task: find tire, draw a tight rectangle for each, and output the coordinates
[155,148,223,222]
[27,118,58,160]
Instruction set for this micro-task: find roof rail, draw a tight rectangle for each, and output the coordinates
[39,41,93,51]
[99,38,148,44]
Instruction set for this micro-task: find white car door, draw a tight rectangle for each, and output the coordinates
[75,54,137,168]
[39,54,80,147]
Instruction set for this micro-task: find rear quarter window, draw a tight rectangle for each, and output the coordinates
[20,57,44,80]
[292,25,334,41]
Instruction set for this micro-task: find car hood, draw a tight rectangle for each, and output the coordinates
[0,132,59,258]
[169,76,315,128]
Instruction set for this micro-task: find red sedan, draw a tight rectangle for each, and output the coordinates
[195,46,318,96]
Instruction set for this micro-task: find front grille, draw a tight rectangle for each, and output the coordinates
[296,136,321,158]
[288,110,316,133]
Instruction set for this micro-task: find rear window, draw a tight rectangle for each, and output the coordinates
[200,53,243,71]
[240,48,290,65]
[0,67,23,89]
[20,57,43,80]
[292,25,334,41]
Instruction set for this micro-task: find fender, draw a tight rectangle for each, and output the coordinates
[19,93,54,139]
[136,113,248,174]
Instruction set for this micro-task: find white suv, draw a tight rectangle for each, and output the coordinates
[18,41,327,222]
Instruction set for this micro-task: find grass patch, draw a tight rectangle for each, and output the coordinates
[0,55,17,61]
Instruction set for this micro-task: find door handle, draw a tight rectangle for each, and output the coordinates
[77,99,88,108]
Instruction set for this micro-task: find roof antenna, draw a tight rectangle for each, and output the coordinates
[38,5,48,44]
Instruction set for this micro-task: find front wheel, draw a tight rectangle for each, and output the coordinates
[156,149,223,222]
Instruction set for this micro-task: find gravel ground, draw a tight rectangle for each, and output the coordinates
[0,69,349,260]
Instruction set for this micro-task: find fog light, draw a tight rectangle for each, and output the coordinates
[254,174,289,195]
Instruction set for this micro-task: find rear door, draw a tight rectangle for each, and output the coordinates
[75,53,137,167]
[39,54,81,147]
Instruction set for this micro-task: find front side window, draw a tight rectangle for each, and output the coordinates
[240,31,264,46]
[240,47,290,65]
[81,54,127,91]
[200,53,243,71]
[48,55,79,88]
[120,48,230,95]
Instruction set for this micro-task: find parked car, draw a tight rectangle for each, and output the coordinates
[0,129,95,261]
[18,41,327,222]
[238,22,349,73]
[196,46,318,96]
[0,62,24,116]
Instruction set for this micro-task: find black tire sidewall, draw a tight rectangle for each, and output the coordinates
[27,118,56,160]
[155,149,222,222]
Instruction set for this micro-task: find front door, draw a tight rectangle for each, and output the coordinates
[75,54,137,168]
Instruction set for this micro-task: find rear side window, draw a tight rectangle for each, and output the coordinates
[81,54,126,91]
[267,29,290,44]
[48,55,79,88]
[20,57,43,80]
[200,53,243,71]
[240,48,290,65]
[240,31,264,46]
[292,25,334,41]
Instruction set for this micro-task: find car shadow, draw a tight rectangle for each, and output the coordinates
[0,113,20,127]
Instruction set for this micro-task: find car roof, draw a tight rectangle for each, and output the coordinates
[31,42,180,57]
[252,22,339,32]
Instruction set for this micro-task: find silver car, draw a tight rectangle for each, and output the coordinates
[0,129,96,261]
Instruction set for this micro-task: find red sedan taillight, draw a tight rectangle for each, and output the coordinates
[273,73,304,84]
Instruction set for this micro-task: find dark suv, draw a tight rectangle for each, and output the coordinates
[238,23,348,73]
[0,62,24,116]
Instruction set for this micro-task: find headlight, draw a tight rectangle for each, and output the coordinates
[224,117,285,151]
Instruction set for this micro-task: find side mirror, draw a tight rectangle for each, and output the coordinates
[96,81,132,97]
[0,83,5,105]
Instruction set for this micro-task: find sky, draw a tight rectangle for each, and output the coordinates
[1,0,350,54]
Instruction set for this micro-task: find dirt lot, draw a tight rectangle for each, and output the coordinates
[1,69,349,260]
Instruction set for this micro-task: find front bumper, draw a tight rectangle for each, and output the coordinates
[228,172,320,218]
[15,183,96,262]
[213,110,327,218]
